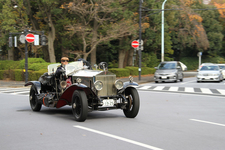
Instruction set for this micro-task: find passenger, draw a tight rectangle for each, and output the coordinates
[55,57,69,77]
[78,58,92,69]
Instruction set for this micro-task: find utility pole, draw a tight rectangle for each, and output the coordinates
[139,0,143,81]
[161,0,167,62]
[24,29,29,83]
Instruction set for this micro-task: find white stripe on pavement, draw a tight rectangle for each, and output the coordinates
[153,86,165,90]
[217,89,225,95]
[74,125,164,150]
[190,119,225,127]
[168,86,178,91]
[11,91,30,95]
[185,87,194,93]
[200,88,212,94]
[138,86,151,90]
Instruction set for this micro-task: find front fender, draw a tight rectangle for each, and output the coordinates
[119,81,138,94]
[56,83,95,108]
[24,81,41,94]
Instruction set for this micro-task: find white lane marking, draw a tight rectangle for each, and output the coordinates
[217,89,225,95]
[190,119,225,127]
[74,125,164,150]
[0,89,28,93]
[185,87,194,93]
[11,91,29,95]
[138,86,151,90]
[168,86,178,91]
[200,88,212,94]
[153,86,165,90]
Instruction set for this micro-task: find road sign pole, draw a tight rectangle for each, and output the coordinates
[24,29,28,83]
[139,0,142,81]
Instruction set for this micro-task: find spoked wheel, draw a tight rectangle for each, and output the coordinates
[29,85,42,111]
[123,88,140,118]
[72,90,88,122]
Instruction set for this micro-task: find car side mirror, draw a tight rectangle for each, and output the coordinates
[177,66,181,69]
[154,67,158,70]
[197,69,199,72]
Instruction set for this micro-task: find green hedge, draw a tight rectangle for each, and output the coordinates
[141,67,156,75]
[0,60,20,70]
[29,63,50,71]
[125,67,139,76]
[108,67,155,77]
[0,70,4,80]
[19,58,46,69]
[108,68,130,77]
[0,69,47,81]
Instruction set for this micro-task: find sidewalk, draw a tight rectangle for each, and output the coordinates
[0,72,196,88]
[0,75,153,88]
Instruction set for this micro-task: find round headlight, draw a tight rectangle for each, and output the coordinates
[60,81,67,89]
[114,80,123,90]
[76,78,82,83]
[94,80,103,91]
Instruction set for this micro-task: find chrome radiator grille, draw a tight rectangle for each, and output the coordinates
[95,75,117,97]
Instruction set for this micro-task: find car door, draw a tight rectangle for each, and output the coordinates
[177,62,183,79]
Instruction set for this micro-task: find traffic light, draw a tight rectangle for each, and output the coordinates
[41,35,47,46]
[9,36,13,47]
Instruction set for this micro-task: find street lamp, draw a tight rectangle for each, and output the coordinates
[161,0,167,62]
[139,0,143,81]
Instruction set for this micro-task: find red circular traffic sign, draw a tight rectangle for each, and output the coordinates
[131,40,139,48]
[25,33,35,43]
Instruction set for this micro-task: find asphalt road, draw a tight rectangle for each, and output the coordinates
[1,83,225,150]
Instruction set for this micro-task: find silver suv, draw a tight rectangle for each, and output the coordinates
[154,61,186,83]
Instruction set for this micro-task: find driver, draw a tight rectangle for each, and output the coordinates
[55,57,69,77]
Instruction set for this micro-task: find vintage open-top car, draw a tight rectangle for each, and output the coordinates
[25,61,140,122]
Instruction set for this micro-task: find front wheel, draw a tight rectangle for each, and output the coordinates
[72,90,88,122]
[123,88,140,118]
[29,85,42,111]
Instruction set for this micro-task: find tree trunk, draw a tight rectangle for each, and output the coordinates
[127,49,134,66]
[123,50,128,68]
[91,19,98,66]
[118,38,127,68]
[8,48,14,60]
[118,49,126,68]
[42,46,50,62]
[83,53,88,60]
[47,18,56,63]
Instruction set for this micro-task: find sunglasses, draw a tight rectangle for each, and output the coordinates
[61,60,69,62]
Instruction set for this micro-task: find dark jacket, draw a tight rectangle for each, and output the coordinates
[55,64,65,78]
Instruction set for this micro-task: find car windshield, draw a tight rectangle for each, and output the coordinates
[158,63,176,70]
[200,65,219,71]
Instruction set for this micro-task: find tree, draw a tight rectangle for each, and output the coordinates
[0,0,28,60]
[62,0,137,66]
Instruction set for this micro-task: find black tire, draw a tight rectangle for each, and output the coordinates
[29,85,42,111]
[123,88,140,118]
[180,74,183,82]
[72,90,88,122]
[155,81,158,83]
[174,75,178,83]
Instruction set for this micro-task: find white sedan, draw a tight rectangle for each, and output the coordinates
[217,64,225,79]
[197,65,223,82]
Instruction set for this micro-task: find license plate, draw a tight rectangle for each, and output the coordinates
[161,76,167,79]
[102,99,114,107]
